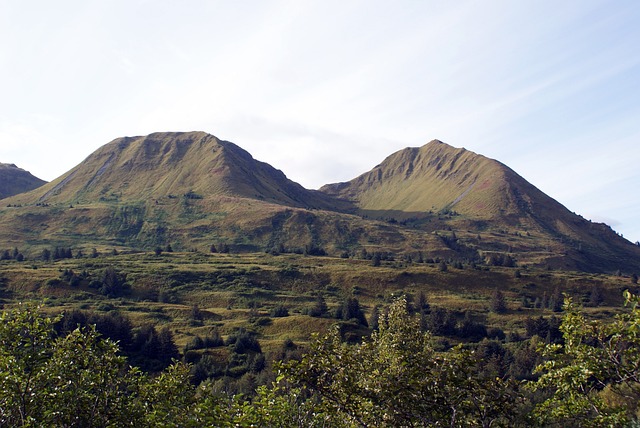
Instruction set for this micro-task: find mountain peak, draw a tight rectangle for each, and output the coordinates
[8,131,347,211]
[321,140,507,217]
[1,132,637,273]
[0,163,47,199]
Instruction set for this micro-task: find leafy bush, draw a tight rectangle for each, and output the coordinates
[270,305,289,317]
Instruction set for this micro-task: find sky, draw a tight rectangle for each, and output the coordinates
[1,0,639,242]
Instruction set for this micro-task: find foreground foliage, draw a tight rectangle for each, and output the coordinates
[281,299,520,427]
[1,292,639,427]
[530,290,640,426]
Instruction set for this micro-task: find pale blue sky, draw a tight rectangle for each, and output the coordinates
[1,1,639,242]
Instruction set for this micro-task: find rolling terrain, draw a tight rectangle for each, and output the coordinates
[1,131,639,408]
[1,131,639,273]
[321,140,640,273]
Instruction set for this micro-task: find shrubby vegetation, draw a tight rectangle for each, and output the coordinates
[2,292,640,426]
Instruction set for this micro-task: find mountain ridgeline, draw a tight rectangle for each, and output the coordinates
[1,131,638,273]
[22,132,344,210]
[0,163,46,199]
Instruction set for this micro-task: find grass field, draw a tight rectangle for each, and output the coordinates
[1,250,633,349]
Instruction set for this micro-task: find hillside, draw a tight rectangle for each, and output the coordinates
[9,132,348,211]
[0,133,638,273]
[321,140,568,222]
[321,140,640,273]
[0,163,47,199]
[0,132,399,256]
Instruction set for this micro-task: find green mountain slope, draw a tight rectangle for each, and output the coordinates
[11,131,349,211]
[321,140,554,220]
[0,133,637,273]
[321,140,640,272]
[0,132,392,255]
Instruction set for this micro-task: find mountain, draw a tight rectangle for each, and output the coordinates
[0,163,47,199]
[0,133,638,273]
[321,140,640,272]
[0,132,375,254]
[13,131,348,211]
[322,140,526,218]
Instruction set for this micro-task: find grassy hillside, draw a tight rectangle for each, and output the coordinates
[321,140,640,273]
[321,141,513,217]
[1,250,634,351]
[1,132,638,274]
[6,132,348,210]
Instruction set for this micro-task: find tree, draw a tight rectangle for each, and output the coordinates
[99,267,129,297]
[270,305,289,317]
[368,305,380,331]
[491,289,508,314]
[549,286,563,312]
[0,305,322,427]
[417,290,429,311]
[190,304,204,324]
[457,311,487,341]
[371,253,381,267]
[335,297,368,327]
[0,305,143,426]
[587,284,604,307]
[281,298,520,427]
[530,291,640,427]
[427,306,457,336]
[307,295,328,317]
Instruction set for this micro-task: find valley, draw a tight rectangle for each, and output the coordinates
[1,248,634,387]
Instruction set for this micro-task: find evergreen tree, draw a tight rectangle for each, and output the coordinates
[491,289,508,314]
[369,306,380,331]
[307,295,328,317]
[427,307,457,336]
[588,285,604,307]
[371,253,381,267]
[549,287,563,312]
[337,297,368,327]
[417,290,429,311]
